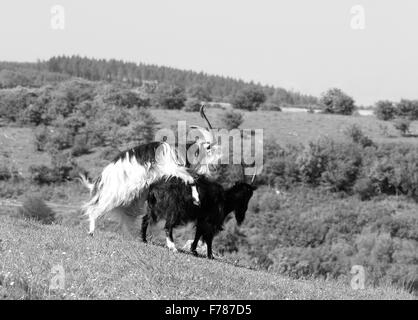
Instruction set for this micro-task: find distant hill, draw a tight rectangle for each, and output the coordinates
[0,56,318,105]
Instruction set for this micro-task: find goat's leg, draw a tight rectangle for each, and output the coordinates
[141,214,149,243]
[88,217,95,236]
[191,227,203,256]
[203,234,214,259]
[165,225,178,252]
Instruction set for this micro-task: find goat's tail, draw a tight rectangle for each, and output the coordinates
[77,173,95,193]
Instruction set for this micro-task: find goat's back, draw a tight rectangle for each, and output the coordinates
[147,176,225,227]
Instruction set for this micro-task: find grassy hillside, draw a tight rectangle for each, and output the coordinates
[0,215,414,300]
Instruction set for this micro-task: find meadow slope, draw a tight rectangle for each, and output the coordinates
[0,215,414,300]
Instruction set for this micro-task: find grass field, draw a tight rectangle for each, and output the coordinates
[152,109,418,145]
[0,215,414,300]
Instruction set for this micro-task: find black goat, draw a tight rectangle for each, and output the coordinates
[141,174,257,259]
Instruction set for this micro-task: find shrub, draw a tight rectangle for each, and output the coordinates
[0,87,35,122]
[17,196,55,224]
[353,177,378,200]
[360,143,418,198]
[0,166,11,181]
[21,103,46,125]
[218,109,244,130]
[44,126,74,151]
[375,100,397,121]
[393,118,411,136]
[319,143,363,192]
[116,108,158,146]
[187,84,212,102]
[33,125,50,151]
[154,84,186,109]
[29,165,61,184]
[29,151,85,184]
[183,98,201,112]
[84,120,112,147]
[63,115,86,134]
[259,102,282,111]
[319,88,356,115]
[397,99,418,120]
[232,87,266,111]
[259,141,301,188]
[71,135,90,157]
[101,87,150,108]
[378,124,391,137]
[249,187,282,213]
[343,124,375,148]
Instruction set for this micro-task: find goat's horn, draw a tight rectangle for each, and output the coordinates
[200,104,213,130]
[241,160,256,182]
[251,168,257,184]
[200,104,217,146]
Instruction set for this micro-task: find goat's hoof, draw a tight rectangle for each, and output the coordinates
[191,250,198,256]
[207,255,214,260]
[88,232,94,237]
[170,248,178,253]
[193,200,200,206]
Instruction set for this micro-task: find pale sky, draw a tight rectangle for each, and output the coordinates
[0,0,417,105]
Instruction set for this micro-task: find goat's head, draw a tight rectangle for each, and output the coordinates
[228,165,257,226]
[188,104,222,175]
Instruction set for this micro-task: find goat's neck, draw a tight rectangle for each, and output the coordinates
[224,188,237,216]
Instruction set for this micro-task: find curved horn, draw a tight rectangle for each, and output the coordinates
[200,104,213,130]
[200,104,217,146]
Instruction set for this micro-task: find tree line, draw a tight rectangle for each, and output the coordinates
[0,56,318,106]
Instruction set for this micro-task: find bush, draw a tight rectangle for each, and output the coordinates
[353,177,378,200]
[187,84,212,102]
[259,102,282,111]
[21,103,46,125]
[343,124,375,148]
[0,166,12,181]
[218,109,244,130]
[101,87,150,108]
[375,100,397,121]
[183,98,201,112]
[0,87,35,122]
[29,165,62,184]
[397,99,418,120]
[393,118,411,136]
[17,196,55,224]
[360,143,418,199]
[249,187,282,213]
[29,151,85,184]
[44,126,74,151]
[319,88,356,115]
[71,135,90,157]
[154,84,186,109]
[232,87,266,111]
[33,125,50,151]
